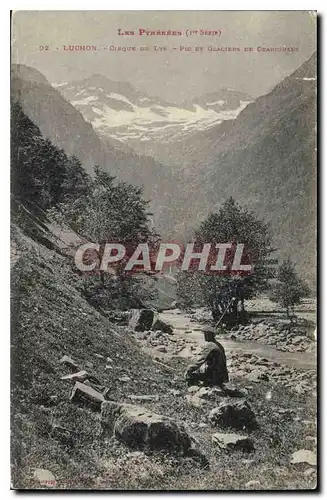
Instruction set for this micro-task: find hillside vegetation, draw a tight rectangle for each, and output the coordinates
[11,104,316,490]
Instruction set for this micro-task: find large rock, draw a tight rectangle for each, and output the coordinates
[188,386,200,393]
[101,401,199,457]
[71,382,105,410]
[33,469,57,488]
[128,309,156,331]
[212,432,254,452]
[223,383,248,398]
[59,355,79,371]
[101,309,129,325]
[152,318,173,334]
[185,394,205,408]
[197,387,226,400]
[290,449,317,466]
[245,480,261,488]
[209,400,258,431]
[177,347,193,358]
[61,370,89,382]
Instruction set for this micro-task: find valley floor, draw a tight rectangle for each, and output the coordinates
[10,227,317,491]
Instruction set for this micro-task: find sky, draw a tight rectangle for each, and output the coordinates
[11,10,316,102]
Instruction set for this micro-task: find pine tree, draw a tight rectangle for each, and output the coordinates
[270,258,310,321]
[53,165,159,308]
[11,101,67,210]
[60,155,91,202]
[59,165,156,245]
[177,197,275,326]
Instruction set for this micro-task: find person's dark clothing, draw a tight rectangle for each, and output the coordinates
[185,340,229,387]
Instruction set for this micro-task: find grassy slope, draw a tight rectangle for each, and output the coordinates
[11,226,317,490]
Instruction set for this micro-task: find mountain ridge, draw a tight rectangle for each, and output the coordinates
[56,73,253,153]
[10,55,317,284]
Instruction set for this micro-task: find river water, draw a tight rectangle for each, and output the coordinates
[159,309,316,371]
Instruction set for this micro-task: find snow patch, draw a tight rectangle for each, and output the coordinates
[295,77,316,81]
[52,82,68,88]
[91,107,103,116]
[67,88,252,144]
[71,95,98,105]
[108,93,134,106]
[206,100,225,106]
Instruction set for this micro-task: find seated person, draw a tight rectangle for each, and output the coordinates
[185,327,229,387]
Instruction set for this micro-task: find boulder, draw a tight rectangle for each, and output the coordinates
[253,358,270,366]
[223,383,248,398]
[102,310,129,325]
[59,355,79,371]
[82,379,106,392]
[152,318,174,334]
[61,370,89,382]
[101,401,196,456]
[188,385,200,393]
[245,480,261,488]
[290,449,317,466]
[128,309,156,331]
[33,469,57,488]
[70,382,105,410]
[177,347,193,358]
[212,432,254,452]
[293,335,305,345]
[185,394,205,408]
[209,400,258,431]
[197,387,225,400]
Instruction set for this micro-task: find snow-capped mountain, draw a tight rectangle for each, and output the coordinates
[11,53,316,284]
[55,75,252,151]
[190,88,253,113]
